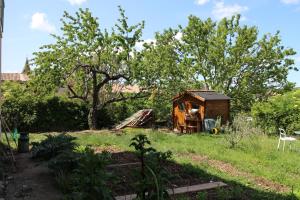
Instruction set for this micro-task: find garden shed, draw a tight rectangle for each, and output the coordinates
[172,90,230,133]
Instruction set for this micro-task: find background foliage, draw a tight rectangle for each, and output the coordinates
[252,89,300,134]
[1,82,88,132]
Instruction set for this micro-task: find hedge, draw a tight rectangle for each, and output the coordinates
[1,96,89,132]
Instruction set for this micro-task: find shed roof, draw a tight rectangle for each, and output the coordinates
[173,90,230,101]
[189,90,230,100]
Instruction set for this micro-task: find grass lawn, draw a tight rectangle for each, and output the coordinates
[28,128,300,199]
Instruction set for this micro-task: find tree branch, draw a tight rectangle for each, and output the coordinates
[98,92,149,110]
[67,85,87,101]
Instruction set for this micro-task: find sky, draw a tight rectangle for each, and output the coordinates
[3,0,300,86]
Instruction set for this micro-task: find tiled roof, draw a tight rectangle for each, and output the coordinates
[1,73,29,82]
[112,84,140,93]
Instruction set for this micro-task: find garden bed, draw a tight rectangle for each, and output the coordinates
[105,151,225,197]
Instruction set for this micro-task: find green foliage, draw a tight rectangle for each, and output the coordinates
[196,191,207,200]
[1,82,89,132]
[180,14,297,112]
[31,134,77,160]
[34,133,113,199]
[29,129,300,198]
[140,29,201,120]
[224,113,262,148]
[145,151,172,200]
[48,150,81,173]
[32,7,152,129]
[69,147,113,200]
[130,134,172,200]
[252,89,300,134]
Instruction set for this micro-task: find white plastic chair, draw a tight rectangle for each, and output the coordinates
[277,128,296,151]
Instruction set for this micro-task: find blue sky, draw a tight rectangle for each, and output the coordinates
[4,0,300,86]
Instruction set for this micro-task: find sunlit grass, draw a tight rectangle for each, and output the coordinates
[28,128,300,196]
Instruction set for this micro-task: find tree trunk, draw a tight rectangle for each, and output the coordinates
[88,71,99,130]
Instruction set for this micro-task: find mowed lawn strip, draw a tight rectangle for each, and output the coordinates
[29,128,300,196]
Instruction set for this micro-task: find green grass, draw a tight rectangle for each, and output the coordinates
[28,128,300,198]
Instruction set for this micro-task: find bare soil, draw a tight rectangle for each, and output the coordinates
[6,153,63,200]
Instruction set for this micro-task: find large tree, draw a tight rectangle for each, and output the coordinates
[180,15,297,111]
[140,29,202,119]
[33,7,150,129]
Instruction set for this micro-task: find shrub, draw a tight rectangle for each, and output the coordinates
[2,94,89,132]
[48,150,81,173]
[69,147,113,200]
[130,134,172,200]
[252,90,300,135]
[224,113,262,148]
[31,134,77,160]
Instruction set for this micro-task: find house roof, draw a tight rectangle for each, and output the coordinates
[112,84,140,93]
[1,73,29,82]
[173,90,230,101]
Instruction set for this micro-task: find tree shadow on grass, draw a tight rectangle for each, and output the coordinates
[108,151,298,200]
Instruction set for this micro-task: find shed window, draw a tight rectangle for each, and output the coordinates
[191,103,199,109]
[178,102,185,111]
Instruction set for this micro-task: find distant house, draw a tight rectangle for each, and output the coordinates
[1,58,31,83]
[1,73,29,82]
[111,84,140,93]
[172,90,230,133]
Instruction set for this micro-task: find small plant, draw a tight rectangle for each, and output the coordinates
[48,150,81,173]
[197,191,207,200]
[130,134,155,200]
[70,147,113,200]
[216,187,232,200]
[224,113,259,148]
[31,133,77,160]
[130,134,172,200]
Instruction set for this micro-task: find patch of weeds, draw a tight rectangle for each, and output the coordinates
[224,113,263,149]
[186,148,196,154]
[176,195,190,200]
[231,185,243,199]
[197,191,207,200]
[34,134,114,200]
[216,187,232,200]
[70,147,113,200]
[48,150,81,173]
[54,169,72,193]
[130,134,172,200]
[31,134,77,160]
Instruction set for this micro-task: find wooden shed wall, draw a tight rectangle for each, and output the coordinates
[205,100,230,124]
[173,94,204,130]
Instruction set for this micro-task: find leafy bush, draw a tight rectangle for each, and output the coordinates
[224,113,262,148]
[31,134,77,160]
[69,147,113,200]
[252,90,300,135]
[2,94,89,132]
[48,150,81,173]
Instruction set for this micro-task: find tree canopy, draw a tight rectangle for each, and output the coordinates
[179,14,297,111]
[32,8,298,128]
[33,7,152,129]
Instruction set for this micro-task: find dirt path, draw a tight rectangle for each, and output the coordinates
[178,153,290,193]
[6,153,62,200]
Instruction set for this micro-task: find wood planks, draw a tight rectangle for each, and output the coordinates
[114,181,227,200]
